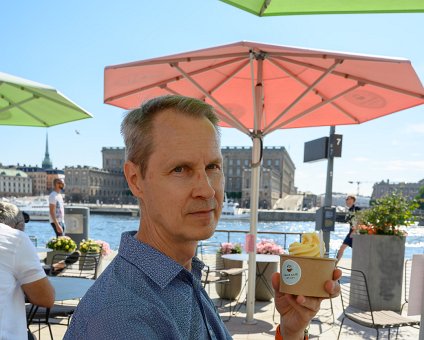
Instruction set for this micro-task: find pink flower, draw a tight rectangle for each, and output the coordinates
[256,239,284,255]
[219,242,242,254]
[94,240,112,256]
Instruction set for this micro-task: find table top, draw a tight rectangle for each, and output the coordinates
[222,253,281,263]
[48,276,94,301]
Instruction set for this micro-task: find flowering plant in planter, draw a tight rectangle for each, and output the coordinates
[95,240,112,256]
[256,239,284,255]
[79,239,111,257]
[354,193,418,237]
[217,242,242,255]
[46,236,77,252]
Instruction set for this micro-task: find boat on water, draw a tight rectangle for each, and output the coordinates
[220,194,250,220]
[10,196,50,221]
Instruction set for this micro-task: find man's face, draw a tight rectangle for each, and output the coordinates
[137,110,224,243]
[57,180,65,190]
[346,196,354,208]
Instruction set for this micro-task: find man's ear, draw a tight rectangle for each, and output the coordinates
[124,161,143,197]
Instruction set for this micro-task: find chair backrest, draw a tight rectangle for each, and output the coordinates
[404,259,411,303]
[196,241,221,267]
[29,235,38,247]
[52,253,100,279]
[338,267,374,316]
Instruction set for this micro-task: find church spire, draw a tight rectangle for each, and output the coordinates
[42,131,53,169]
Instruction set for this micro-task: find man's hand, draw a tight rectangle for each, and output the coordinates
[56,223,64,235]
[272,268,342,339]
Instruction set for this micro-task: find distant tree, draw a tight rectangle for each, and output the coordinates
[414,186,424,210]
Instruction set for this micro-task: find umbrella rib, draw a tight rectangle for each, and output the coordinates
[265,59,343,133]
[105,57,246,104]
[0,96,34,114]
[171,63,250,135]
[159,85,245,131]
[0,93,49,126]
[106,53,249,69]
[203,60,250,98]
[7,83,85,113]
[17,106,50,126]
[267,57,360,131]
[267,83,363,133]
[266,51,408,63]
[273,55,424,99]
[259,0,271,16]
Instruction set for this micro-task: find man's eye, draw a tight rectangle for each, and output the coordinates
[207,164,221,170]
[173,166,184,173]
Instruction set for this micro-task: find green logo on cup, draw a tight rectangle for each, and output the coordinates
[281,259,301,285]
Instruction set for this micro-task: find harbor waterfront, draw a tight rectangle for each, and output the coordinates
[25,213,424,260]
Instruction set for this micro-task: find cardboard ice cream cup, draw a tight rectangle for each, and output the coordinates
[279,254,336,298]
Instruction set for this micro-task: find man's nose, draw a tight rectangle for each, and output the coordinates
[192,171,215,199]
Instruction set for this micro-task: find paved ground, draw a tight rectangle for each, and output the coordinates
[29,257,421,339]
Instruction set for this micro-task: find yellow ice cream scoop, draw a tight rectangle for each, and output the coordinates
[289,232,325,257]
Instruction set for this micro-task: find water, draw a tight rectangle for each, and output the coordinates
[25,214,424,260]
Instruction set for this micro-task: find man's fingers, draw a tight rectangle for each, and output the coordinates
[295,295,323,313]
[333,268,342,281]
[324,280,340,298]
[272,272,280,291]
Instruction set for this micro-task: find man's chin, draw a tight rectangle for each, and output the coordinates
[194,224,217,241]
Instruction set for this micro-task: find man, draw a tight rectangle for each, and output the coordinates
[336,194,361,262]
[0,201,55,339]
[65,95,340,339]
[49,177,65,236]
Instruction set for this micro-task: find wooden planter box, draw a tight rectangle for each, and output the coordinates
[255,261,278,301]
[351,234,405,312]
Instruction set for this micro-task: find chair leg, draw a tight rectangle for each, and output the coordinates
[376,328,379,340]
[337,317,345,340]
[330,298,335,324]
[45,308,54,340]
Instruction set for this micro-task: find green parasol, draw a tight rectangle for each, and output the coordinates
[0,71,92,127]
[220,0,424,16]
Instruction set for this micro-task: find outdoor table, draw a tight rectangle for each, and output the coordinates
[49,276,94,301]
[27,277,94,339]
[222,254,280,297]
[222,253,280,317]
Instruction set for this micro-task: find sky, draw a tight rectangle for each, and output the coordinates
[1,1,423,197]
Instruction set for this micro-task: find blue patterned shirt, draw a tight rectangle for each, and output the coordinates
[64,231,232,340]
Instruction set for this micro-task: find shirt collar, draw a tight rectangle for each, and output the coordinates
[118,231,204,288]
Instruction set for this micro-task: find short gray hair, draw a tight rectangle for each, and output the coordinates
[121,95,220,178]
[0,201,25,231]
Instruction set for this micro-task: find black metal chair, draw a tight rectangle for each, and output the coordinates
[26,302,77,340]
[198,242,245,321]
[337,266,420,339]
[401,259,411,313]
[50,252,100,279]
[28,253,100,338]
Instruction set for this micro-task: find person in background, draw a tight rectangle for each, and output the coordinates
[65,95,341,340]
[336,194,361,262]
[0,201,55,339]
[49,178,66,237]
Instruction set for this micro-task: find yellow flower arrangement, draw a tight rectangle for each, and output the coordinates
[46,236,77,252]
